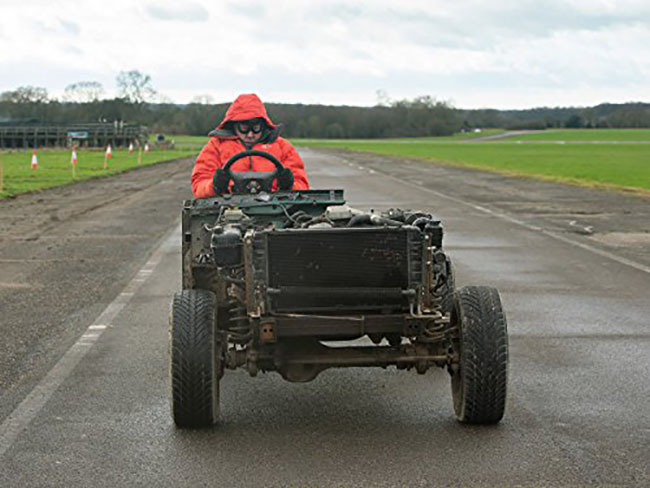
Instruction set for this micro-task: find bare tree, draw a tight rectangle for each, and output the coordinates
[156,93,174,104]
[63,81,105,103]
[190,94,215,105]
[116,70,157,104]
[0,86,49,103]
[375,89,391,107]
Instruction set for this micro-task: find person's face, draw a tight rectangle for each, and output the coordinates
[234,119,264,145]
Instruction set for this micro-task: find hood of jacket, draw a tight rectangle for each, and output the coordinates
[208,93,281,142]
[217,93,277,130]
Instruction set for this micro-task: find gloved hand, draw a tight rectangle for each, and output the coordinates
[213,169,229,194]
[277,168,294,190]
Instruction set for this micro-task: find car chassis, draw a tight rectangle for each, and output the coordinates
[170,150,508,428]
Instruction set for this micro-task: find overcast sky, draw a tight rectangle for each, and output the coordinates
[1,0,649,109]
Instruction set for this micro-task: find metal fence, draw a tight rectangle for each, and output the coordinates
[0,123,149,149]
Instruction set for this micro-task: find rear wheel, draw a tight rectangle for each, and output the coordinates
[169,289,221,428]
[450,286,508,424]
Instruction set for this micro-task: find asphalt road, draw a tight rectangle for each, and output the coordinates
[1,148,649,487]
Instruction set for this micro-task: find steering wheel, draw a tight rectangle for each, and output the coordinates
[221,150,286,194]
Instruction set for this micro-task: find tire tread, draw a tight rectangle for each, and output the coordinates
[169,289,218,428]
[453,285,508,424]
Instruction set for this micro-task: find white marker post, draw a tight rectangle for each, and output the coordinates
[31,149,38,170]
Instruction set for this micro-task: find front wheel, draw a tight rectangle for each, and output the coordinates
[450,286,508,424]
[169,289,221,428]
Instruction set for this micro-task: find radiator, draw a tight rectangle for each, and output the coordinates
[254,227,423,312]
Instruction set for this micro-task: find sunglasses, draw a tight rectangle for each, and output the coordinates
[235,121,264,134]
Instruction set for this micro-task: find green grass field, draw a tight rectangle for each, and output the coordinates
[298,138,650,192]
[151,134,208,147]
[0,147,197,199]
[294,129,505,146]
[8,129,643,199]
[502,128,650,141]
[418,128,505,141]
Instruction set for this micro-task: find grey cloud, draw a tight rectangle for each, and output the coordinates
[307,2,649,51]
[307,4,364,22]
[31,19,81,37]
[59,19,80,36]
[484,1,646,37]
[63,45,83,55]
[224,0,268,19]
[145,3,209,22]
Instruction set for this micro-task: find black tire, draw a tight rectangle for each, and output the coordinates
[450,286,508,424]
[169,289,221,428]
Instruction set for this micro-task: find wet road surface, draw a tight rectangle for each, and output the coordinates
[1,148,649,486]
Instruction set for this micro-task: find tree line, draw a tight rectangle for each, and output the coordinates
[1,72,649,138]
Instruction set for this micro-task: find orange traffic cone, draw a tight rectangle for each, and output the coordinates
[104,144,112,169]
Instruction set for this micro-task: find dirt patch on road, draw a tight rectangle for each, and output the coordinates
[590,232,650,247]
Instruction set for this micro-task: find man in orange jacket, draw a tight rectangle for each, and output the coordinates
[191,93,310,198]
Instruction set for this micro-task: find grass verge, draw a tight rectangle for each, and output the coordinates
[297,139,650,193]
[0,147,197,199]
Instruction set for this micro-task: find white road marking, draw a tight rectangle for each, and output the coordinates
[0,282,37,289]
[368,166,650,275]
[0,224,179,458]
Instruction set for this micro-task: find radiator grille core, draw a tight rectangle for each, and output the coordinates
[258,228,421,312]
[269,230,408,288]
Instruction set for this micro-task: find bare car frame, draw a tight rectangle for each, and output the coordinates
[169,150,508,427]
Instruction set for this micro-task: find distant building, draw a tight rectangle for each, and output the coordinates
[0,122,148,149]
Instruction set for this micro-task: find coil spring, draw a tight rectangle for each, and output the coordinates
[227,299,252,344]
[429,272,451,309]
[419,320,446,343]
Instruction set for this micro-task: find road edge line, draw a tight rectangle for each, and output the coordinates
[0,221,180,458]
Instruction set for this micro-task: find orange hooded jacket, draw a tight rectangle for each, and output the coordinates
[191,94,309,198]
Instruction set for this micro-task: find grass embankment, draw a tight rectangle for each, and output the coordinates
[297,135,650,193]
[0,147,197,199]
